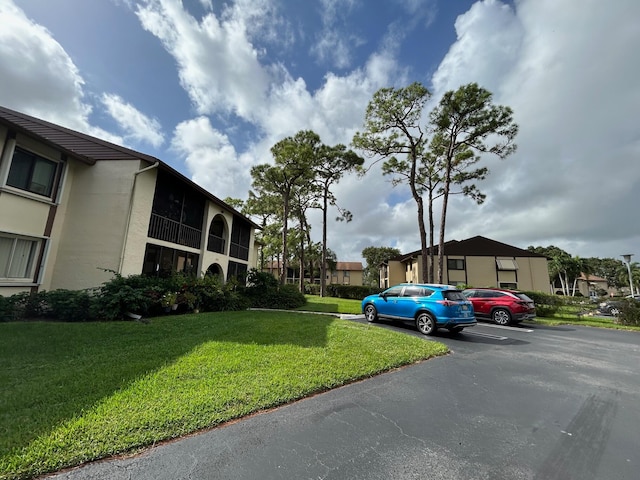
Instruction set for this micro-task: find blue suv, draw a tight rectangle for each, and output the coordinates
[362,283,477,335]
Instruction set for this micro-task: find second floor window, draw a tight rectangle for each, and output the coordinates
[447,258,465,270]
[229,219,250,261]
[6,147,59,198]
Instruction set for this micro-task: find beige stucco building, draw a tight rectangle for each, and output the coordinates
[263,261,364,286]
[0,106,259,296]
[381,236,550,292]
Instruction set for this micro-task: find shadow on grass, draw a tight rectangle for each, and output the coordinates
[0,311,331,463]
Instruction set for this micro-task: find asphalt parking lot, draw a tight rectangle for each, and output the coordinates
[48,319,640,480]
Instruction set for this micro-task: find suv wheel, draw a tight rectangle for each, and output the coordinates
[364,304,378,323]
[492,308,512,326]
[416,312,437,335]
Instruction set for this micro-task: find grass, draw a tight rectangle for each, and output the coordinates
[0,310,447,480]
[296,294,363,314]
[527,303,640,331]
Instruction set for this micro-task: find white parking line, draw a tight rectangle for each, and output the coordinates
[465,331,509,340]
[481,323,534,333]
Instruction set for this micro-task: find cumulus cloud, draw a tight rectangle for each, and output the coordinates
[311,0,362,69]
[426,0,640,259]
[171,117,253,200]
[0,1,117,141]
[101,94,164,148]
[0,1,129,144]
[134,0,271,119]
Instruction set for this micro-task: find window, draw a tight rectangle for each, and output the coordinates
[229,219,251,260]
[500,282,518,290]
[149,170,205,249]
[0,235,39,279]
[447,258,465,270]
[142,244,198,277]
[6,147,58,197]
[207,216,226,253]
[496,259,518,270]
[227,261,248,283]
[383,286,403,297]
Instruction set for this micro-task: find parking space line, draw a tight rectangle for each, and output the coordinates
[481,324,534,332]
[465,331,509,340]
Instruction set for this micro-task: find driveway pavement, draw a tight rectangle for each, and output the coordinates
[46,320,640,480]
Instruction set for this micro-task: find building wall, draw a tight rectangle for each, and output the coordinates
[460,256,549,292]
[380,254,549,292]
[0,128,67,292]
[1,121,259,295]
[330,269,363,286]
[120,164,158,277]
[201,204,232,278]
[49,160,140,290]
[381,260,407,288]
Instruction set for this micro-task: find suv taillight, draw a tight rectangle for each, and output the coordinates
[437,300,456,307]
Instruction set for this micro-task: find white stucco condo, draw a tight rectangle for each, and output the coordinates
[0,106,260,296]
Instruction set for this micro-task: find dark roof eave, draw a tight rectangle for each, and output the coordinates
[0,105,261,230]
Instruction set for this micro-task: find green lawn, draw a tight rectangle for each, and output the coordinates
[0,311,447,480]
[296,294,363,314]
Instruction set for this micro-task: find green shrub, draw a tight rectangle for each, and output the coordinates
[4,291,48,320]
[0,295,13,321]
[90,274,161,320]
[304,283,320,295]
[326,284,383,300]
[616,299,640,326]
[242,270,306,309]
[44,289,94,322]
[521,291,563,317]
[272,284,307,309]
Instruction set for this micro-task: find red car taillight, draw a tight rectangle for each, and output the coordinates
[437,300,457,307]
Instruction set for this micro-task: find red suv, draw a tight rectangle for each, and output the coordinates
[462,288,536,325]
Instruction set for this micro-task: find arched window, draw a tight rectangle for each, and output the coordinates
[207,215,226,253]
[206,263,224,282]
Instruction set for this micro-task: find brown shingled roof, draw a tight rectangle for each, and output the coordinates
[0,105,161,165]
[335,262,363,271]
[388,236,546,261]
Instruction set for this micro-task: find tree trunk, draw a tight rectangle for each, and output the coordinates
[438,181,451,284]
[280,196,289,285]
[299,222,305,293]
[428,189,435,283]
[417,197,429,283]
[320,189,328,297]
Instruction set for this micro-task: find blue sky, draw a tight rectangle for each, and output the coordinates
[1,0,639,266]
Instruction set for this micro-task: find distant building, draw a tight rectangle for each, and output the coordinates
[381,236,550,292]
[0,106,259,296]
[554,273,614,298]
[263,261,364,286]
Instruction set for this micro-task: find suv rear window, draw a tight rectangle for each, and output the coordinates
[443,290,466,301]
[515,293,533,302]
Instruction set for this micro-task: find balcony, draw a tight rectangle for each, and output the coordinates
[148,213,202,249]
[207,234,225,254]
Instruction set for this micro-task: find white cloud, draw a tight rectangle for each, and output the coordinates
[101,93,164,148]
[0,1,123,144]
[134,0,271,119]
[171,116,252,200]
[425,0,640,259]
[0,3,81,125]
[311,0,362,69]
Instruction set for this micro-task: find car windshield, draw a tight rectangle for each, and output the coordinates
[515,293,533,302]
[443,290,466,301]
